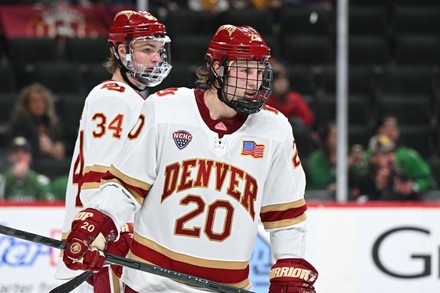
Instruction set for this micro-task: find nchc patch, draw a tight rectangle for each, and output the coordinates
[173,130,193,150]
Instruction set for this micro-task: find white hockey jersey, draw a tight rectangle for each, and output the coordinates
[55,80,146,279]
[82,87,308,292]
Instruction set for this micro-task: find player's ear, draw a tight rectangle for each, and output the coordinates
[117,44,126,60]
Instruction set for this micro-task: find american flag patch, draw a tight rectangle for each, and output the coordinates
[241,141,265,158]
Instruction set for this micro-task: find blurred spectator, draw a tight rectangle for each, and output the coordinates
[0,136,54,201]
[266,63,315,127]
[188,0,229,12]
[375,115,436,197]
[50,174,68,200]
[350,134,437,201]
[348,143,369,186]
[229,0,283,10]
[306,121,336,195]
[376,116,400,143]
[7,83,67,162]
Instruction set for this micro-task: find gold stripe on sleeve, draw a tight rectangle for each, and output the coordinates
[260,198,306,213]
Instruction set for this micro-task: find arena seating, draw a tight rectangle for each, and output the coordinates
[0,1,439,185]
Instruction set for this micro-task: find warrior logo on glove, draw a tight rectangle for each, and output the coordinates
[269,258,318,293]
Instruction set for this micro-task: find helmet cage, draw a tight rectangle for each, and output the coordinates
[206,25,273,114]
[212,58,273,115]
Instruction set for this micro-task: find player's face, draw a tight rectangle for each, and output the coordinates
[130,38,165,72]
[224,60,265,102]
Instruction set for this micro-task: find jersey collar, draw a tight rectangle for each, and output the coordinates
[194,89,247,138]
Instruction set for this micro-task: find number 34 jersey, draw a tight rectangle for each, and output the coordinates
[56,81,145,279]
[91,87,308,289]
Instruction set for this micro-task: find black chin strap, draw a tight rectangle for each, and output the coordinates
[120,66,148,92]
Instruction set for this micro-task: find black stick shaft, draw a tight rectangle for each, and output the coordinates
[0,224,253,293]
[49,271,93,293]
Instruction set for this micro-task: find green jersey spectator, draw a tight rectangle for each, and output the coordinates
[306,122,336,194]
[0,136,54,201]
[350,135,437,201]
[50,174,68,200]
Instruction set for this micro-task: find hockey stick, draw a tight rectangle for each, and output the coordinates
[49,271,93,293]
[0,224,253,293]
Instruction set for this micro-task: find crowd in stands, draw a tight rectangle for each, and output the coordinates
[0,83,69,201]
[0,0,439,201]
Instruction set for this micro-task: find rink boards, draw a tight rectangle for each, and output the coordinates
[1,202,440,293]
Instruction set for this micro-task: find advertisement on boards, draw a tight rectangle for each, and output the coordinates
[305,203,440,293]
[1,203,440,292]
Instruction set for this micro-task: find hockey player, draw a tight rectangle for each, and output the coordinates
[62,24,318,292]
[55,10,172,292]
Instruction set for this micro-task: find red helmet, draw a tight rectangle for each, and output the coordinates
[206,25,270,63]
[108,10,167,46]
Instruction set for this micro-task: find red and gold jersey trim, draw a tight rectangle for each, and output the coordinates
[260,198,306,213]
[84,165,110,175]
[260,198,307,229]
[107,165,150,191]
[79,165,110,190]
[262,213,307,229]
[96,165,151,205]
[129,233,251,285]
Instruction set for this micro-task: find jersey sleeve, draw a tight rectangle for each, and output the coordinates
[260,122,307,230]
[260,123,308,260]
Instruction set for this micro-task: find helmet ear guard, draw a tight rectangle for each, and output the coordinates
[218,65,225,77]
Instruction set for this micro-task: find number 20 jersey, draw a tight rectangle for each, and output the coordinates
[91,87,308,290]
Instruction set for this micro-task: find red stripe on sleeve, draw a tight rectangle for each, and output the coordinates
[260,205,307,223]
[83,170,105,183]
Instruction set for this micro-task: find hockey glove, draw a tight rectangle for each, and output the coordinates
[269,258,318,293]
[108,222,134,278]
[63,208,117,271]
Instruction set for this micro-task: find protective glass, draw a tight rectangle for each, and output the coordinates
[123,36,172,87]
